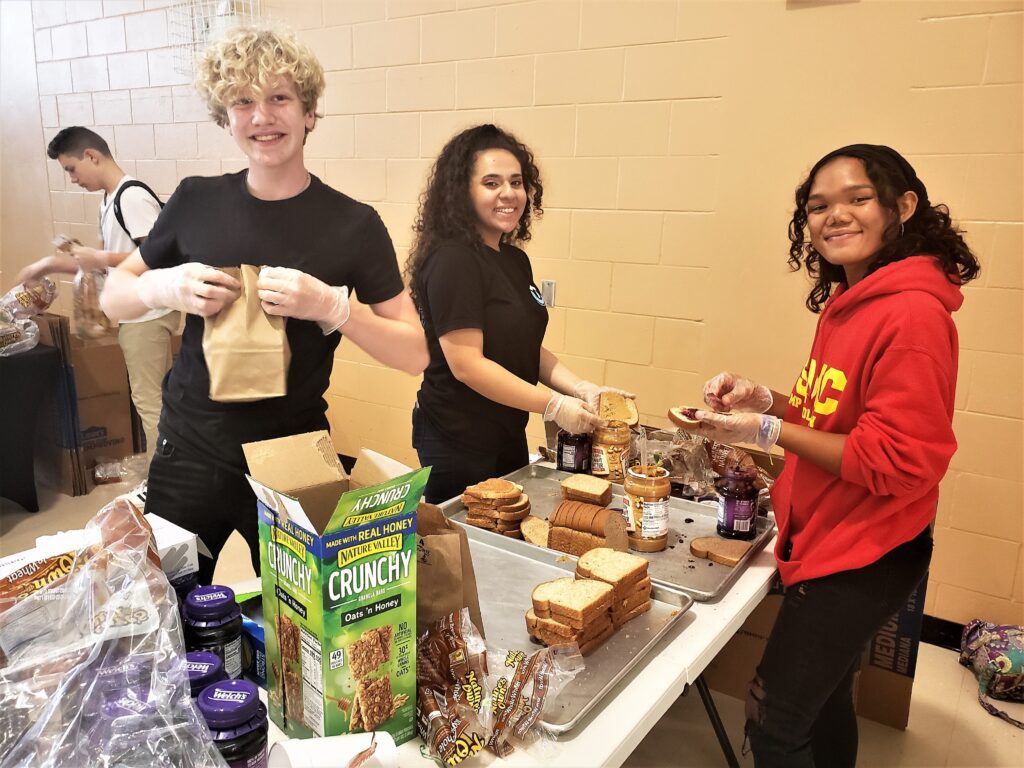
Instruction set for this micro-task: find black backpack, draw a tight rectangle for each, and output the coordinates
[112,180,163,246]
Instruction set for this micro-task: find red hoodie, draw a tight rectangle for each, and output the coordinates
[770,256,962,586]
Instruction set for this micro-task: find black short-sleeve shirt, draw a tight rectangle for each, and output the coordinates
[140,171,403,471]
[414,239,549,453]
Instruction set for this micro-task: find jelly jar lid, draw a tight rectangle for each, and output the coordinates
[197,679,261,728]
[185,585,239,620]
[186,651,226,694]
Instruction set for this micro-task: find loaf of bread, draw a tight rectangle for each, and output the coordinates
[547,500,628,556]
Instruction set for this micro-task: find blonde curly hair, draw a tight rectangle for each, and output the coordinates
[195,25,324,130]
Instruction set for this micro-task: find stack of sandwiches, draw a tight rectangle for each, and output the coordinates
[525,548,652,655]
[576,548,652,627]
[526,577,614,656]
[461,478,530,538]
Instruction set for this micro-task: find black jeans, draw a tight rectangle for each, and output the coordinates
[747,526,933,768]
[146,435,261,585]
[412,406,528,505]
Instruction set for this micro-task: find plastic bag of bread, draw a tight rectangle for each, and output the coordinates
[0,498,224,767]
[73,268,116,339]
[416,608,582,764]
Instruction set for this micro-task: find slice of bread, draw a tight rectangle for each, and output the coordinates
[497,494,530,514]
[668,406,703,429]
[521,516,550,547]
[689,536,752,566]
[526,608,610,643]
[576,547,649,587]
[463,478,523,501]
[577,623,616,656]
[599,392,639,426]
[531,577,613,624]
[560,475,613,507]
[464,514,498,530]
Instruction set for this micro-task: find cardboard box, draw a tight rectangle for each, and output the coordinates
[243,432,429,745]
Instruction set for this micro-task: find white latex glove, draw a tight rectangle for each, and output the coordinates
[257,266,350,334]
[136,262,241,317]
[69,244,107,272]
[703,371,773,413]
[571,380,637,412]
[692,410,781,452]
[544,394,604,434]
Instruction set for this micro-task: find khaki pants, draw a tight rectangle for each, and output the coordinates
[118,311,180,458]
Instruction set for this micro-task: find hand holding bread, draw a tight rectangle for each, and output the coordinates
[572,380,636,413]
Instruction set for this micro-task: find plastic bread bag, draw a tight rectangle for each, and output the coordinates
[665,430,718,496]
[0,317,40,358]
[477,641,582,759]
[415,609,583,765]
[73,268,116,339]
[0,498,226,768]
[416,610,490,766]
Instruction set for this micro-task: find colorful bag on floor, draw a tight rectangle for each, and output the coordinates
[959,619,1024,729]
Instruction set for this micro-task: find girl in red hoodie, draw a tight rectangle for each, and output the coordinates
[692,145,980,768]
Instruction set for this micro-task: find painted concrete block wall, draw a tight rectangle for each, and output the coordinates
[6,0,1020,625]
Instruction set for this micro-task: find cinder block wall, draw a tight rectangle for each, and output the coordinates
[3,0,1020,626]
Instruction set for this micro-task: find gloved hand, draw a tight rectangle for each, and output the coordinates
[572,380,637,412]
[544,393,604,434]
[703,371,773,413]
[69,244,107,272]
[692,410,781,452]
[136,262,241,317]
[257,266,350,334]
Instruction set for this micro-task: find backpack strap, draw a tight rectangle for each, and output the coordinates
[112,180,164,246]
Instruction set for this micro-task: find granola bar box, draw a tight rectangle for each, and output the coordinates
[243,432,428,745]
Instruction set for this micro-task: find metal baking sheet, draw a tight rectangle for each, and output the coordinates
[467,534,692,733]
[442,463,775,602]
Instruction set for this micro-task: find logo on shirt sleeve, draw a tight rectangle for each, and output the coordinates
[529,285,545,306]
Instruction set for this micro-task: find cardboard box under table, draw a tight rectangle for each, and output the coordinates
[243,432,429,746]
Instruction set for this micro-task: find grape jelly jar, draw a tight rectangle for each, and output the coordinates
[184,585,243,679]
[197,679,268,768]
[187,650,227,699]
[715,466,758,540]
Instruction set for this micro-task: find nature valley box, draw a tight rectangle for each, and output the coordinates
[243,432,429,745]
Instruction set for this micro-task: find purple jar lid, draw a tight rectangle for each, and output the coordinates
[185,585,241,622]
[197,679,263,730]
[95,656,151,692]
[186,651,226,696]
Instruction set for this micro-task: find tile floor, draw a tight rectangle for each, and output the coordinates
[3,481,1022,767]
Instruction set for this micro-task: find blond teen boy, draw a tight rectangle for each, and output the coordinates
[101,27,428,582]
[19,127,179,459]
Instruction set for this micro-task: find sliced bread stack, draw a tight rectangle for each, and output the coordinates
[576,548,652,628]
[461,478,530,538]
[560,474,613,507]
[547,500,628,556]
[526,577,615,656]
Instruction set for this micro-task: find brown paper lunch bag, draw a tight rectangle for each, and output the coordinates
[416,502,486,638]
[203,264,291,402]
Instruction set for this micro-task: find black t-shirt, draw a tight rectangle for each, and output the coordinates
[415,239,549,453]
[140,171,403,471]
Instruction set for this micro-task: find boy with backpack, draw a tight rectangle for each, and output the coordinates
[18,126,179,458]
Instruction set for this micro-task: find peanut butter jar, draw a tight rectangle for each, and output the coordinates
[624,465,670,553]
[591,420,631,484]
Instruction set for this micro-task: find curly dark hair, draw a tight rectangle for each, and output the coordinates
[405,124,543,307]
[788,144,980,313]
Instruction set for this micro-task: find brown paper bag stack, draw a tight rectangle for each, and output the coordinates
[203,264,290,402]
[416,503,485,637]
